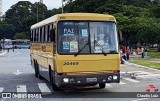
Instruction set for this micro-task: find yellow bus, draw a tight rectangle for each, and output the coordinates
[30,13,121,91]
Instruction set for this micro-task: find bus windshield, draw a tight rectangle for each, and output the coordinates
[58,21,118,55]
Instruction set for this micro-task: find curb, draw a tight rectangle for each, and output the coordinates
[0,51,7,56]
[123,60,160,72]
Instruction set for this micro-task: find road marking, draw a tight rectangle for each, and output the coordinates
[13,70,23,75]
[119,81,127,85]
[17,85,27,93]
[1,99,6,101]
[38,83,52,95]
[124,78,139,83]
[0,87,4,92]
[0,51,7,56]
[105,84,112,87]
[131,98,150,101]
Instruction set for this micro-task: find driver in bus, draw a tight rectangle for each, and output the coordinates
[97,34,110,46]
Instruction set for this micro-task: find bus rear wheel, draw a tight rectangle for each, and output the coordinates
[34,61,38,78]
[35,61,43,79]
[99,83,106,88]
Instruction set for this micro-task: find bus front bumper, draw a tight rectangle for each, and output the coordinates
[54,73,120,87]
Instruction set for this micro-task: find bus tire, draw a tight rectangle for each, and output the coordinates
[34,60,38,78]
[99,83,106,88]
[50,72,60,91]
[37,65,43,79]
[35,61,43,79]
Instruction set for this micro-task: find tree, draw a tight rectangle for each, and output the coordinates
[14,33,28,39]
[3,1,48,39]
[0,21,15,40]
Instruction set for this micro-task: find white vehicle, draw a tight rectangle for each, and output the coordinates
[0,39,13,49]
[12,39,30,49]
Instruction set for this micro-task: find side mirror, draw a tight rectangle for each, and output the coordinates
[50,29,55,42]
[118,30,123,42]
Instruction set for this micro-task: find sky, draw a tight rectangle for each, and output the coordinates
[2,0,62,14]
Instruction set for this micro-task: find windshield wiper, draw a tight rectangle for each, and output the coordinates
[109,50,118,54]
[74,42,89,57]
[94,41,107,56]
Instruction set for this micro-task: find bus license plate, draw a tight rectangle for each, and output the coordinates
[86,78,97,82]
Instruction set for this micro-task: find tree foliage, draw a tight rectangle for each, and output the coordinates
[14,32,28,39]
[0,1,48,40]
[1,0,160,51]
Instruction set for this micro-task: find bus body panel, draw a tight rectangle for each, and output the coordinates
[56,54,120,74]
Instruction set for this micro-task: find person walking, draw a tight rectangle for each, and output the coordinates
[141,47,144,58]
[144,47,148,58]
[122,45,127,60]
[126,46,130,60]
[137,47,141,55]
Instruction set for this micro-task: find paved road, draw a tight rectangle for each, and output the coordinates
[0,49,160,101]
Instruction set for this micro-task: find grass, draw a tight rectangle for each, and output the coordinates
[148,50,160,58]
[130,61,160,69]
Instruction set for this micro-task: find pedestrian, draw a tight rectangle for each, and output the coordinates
[126,46,130,60]
[122,45,127,60]
[141,47,144,58]
[137,47,141,55]
[144,47,148,58]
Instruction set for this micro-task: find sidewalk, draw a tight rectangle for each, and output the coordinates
[0,50,7,56]
[129,54,160,63]
[123,54,160,71]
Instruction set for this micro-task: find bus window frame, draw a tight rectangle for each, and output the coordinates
[34,29,36,42]
[45,25,48,42]
[57,20,119,55]
[31,22,55,43]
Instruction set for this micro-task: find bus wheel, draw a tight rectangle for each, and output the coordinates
[37,64,43,79]
[50,73,60,91]
[34,61,38,78]
[99,83,106,88]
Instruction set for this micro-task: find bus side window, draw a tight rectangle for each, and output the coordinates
[40,27,42,42]
[43,26,46,42]
[50,29,55,42]
[45,25,48,42]
[47,25,50,42]
[37,29,39,42]
[49,24,53,42]
[38,28,40,42]
[34,29,36,42]
[42,27,44,42]
[36,29,38,42]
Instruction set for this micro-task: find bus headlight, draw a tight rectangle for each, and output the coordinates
[108,76,112,81]
[63,78,69,83]
[113,75,118,80]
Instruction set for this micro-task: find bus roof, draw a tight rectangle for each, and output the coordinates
[31,13,116,29]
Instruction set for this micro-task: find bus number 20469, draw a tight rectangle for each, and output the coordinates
[63,62,79,65]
